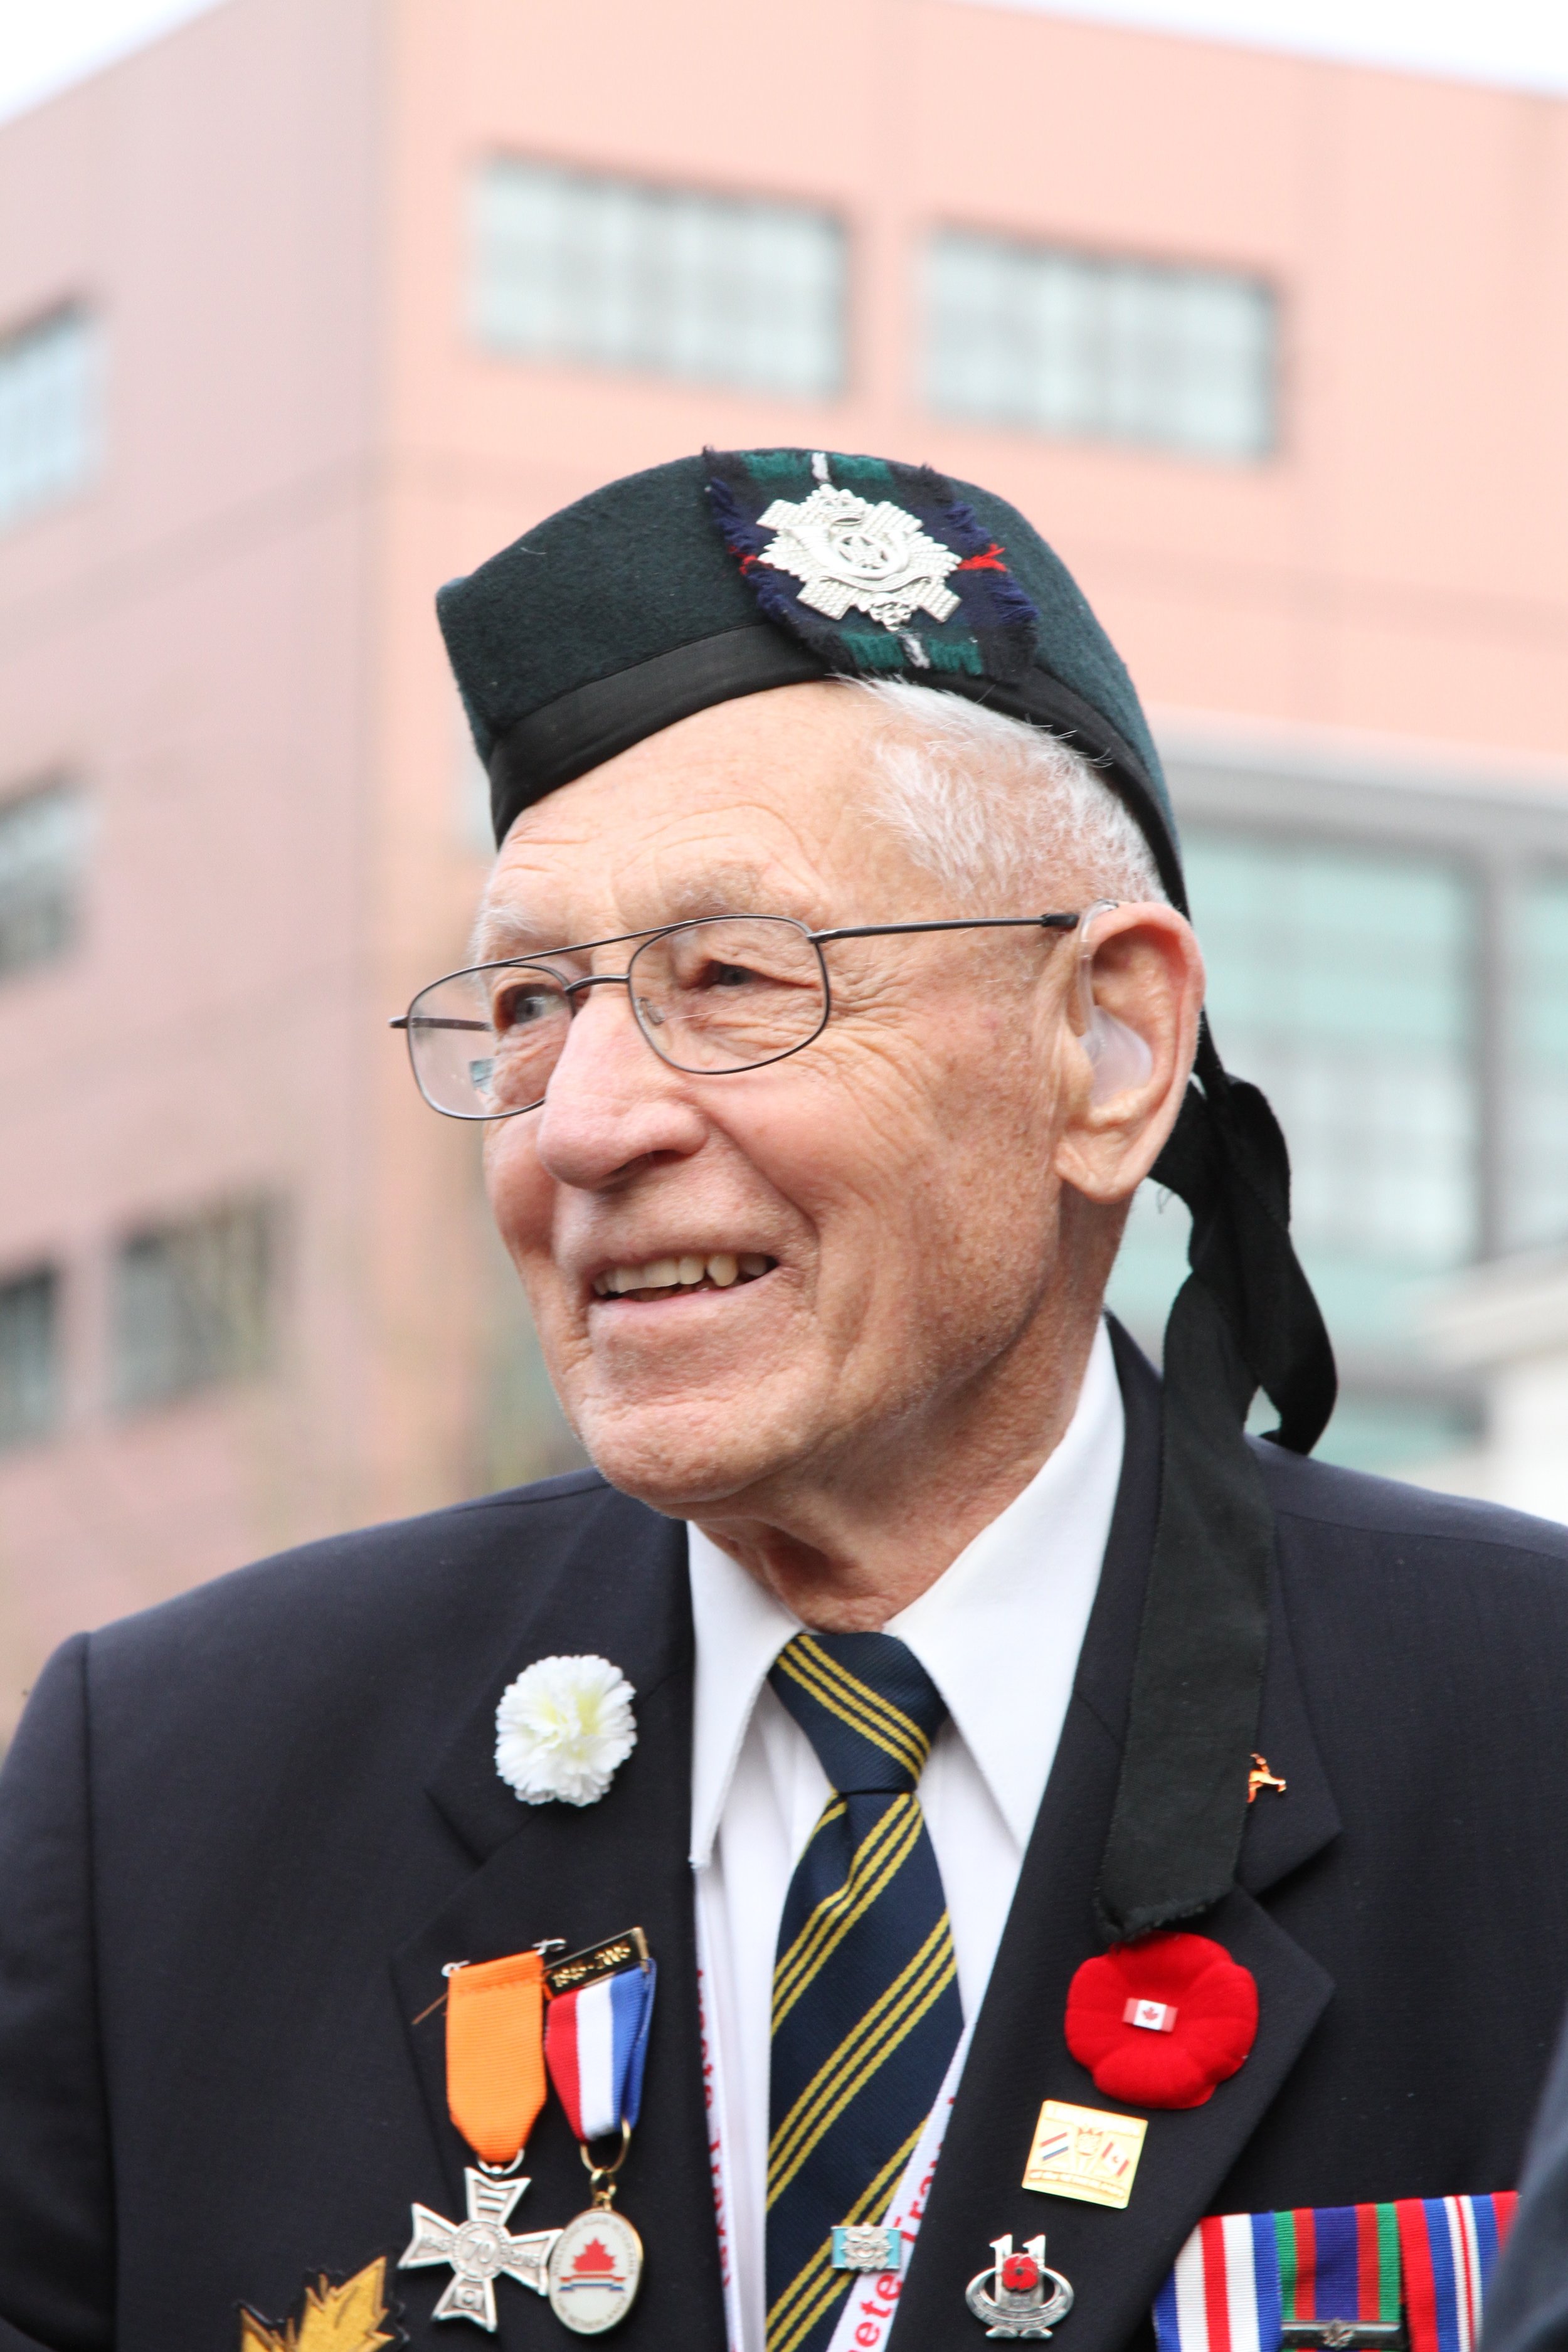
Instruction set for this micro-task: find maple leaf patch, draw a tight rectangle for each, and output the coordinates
[239,2256,399,2352]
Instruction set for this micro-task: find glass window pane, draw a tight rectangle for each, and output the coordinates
[0,308,101,532]
[1508,873,1568,1249]
[114,1199,277,1412]
[0,781,88,982]
[1106,829,1480,1469]
[926,229,1274,460]
[0,1268,60,1449]
[472,161,845,398]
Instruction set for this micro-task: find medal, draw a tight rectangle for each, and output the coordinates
[541,1929,658,2335]
[400,1947,560,2331]
[965,2234,1074,2340]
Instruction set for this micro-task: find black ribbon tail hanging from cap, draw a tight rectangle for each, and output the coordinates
[1096,1020,1337,1944]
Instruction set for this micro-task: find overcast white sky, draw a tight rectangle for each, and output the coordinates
[1,0,1566,127]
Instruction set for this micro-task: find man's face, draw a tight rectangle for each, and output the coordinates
[480,684,1102,1519]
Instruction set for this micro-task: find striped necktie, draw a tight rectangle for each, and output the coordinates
[765,1631,963,2352]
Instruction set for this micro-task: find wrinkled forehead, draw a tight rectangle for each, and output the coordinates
[470,684,932,960]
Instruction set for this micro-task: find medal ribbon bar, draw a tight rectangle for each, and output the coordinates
[1154,2195,1518,2352]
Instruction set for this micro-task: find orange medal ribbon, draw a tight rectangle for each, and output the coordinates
[445,1949,549,2166]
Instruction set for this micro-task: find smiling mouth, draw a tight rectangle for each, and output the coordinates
[591,1252,775,1302]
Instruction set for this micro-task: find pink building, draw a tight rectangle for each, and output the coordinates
[1,0,1566,1734]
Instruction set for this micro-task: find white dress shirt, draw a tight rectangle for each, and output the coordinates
[686,1319,1125,2352]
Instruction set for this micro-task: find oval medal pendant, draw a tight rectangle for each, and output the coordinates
[546,2207,644,2334]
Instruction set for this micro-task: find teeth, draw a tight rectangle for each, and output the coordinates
[591,1253,773,1298]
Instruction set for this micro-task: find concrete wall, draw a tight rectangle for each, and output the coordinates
[0,0,386,1708]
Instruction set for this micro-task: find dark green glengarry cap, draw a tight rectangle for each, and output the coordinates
[435,447,1337,1948]
[437,447,1188,910]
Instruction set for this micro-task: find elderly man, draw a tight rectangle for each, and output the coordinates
[4,450,1568,2352]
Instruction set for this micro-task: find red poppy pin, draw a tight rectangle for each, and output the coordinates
[1064,1931,1258,2109]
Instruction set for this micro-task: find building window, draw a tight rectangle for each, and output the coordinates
[1509,876,1568,1252]
[1111,830,1479,1343]
[472,160,846,398]
[0,1267,59,1450]
[925,230,1275,460]
[0,307,101,533]
[0,782,88,982]
[114,1198,276,1412]
[1099,755,1568,1479]
[1191,832,1478,1299]
[1107,827,1481,1473]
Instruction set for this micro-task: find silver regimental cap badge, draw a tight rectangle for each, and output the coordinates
[965,2234,1075,2339]
[758,481,962,632]
[399,2166,559,2331]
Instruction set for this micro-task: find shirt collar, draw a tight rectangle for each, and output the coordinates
[884,1318,1123,1848]
[687,1527,801,1868]
[686,1318,1125,1864]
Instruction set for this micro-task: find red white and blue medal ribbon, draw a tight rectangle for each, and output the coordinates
[545,1954,658,2143]
[538,1932,659,2337]
[1397,2193,1517,2352]
[1153,2195,1518,2352]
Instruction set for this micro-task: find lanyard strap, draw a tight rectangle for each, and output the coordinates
[821,2026,972,2352]
[696,1948,969,2352]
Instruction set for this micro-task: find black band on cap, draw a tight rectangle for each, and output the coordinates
[486,623,1187,913]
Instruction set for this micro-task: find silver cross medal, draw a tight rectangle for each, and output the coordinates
[400,2166,561,2331]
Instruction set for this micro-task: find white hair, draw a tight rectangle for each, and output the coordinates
[845,677,1166,909]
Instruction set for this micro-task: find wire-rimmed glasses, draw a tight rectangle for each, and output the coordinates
[390,911,1082,1122]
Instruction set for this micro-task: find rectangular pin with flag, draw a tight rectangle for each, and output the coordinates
[1022,2099,1148,2210]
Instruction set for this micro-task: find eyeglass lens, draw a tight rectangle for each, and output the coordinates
[403,917,830,1120]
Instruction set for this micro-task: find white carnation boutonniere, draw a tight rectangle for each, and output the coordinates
[494,1653,638,1807]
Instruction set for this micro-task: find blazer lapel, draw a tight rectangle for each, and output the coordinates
[388,1493,729,2351]
[894,1326,1342,2352]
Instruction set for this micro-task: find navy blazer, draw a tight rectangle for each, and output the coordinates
[4,1329,1568,2352]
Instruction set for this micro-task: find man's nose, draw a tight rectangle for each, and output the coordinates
[531,980,707,1189]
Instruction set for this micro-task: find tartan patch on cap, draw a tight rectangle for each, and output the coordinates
[704,447,1039,685]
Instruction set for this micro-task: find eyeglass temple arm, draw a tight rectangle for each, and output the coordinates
[387,914,1084,1025]
[812,913,1081,944]
[387,1015,492,1030]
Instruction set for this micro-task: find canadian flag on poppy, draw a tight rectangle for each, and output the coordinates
[1066,1932,1257,2108]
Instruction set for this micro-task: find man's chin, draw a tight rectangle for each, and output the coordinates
[566,1394,812,1520]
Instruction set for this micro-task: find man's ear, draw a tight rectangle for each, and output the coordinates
[1052,903,1205,1203]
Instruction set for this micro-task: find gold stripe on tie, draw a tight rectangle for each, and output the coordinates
[768,1919,958,2204]
[765,2121,923,2352]
[771,1798,925,2032]
[774,1641,930,1779]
